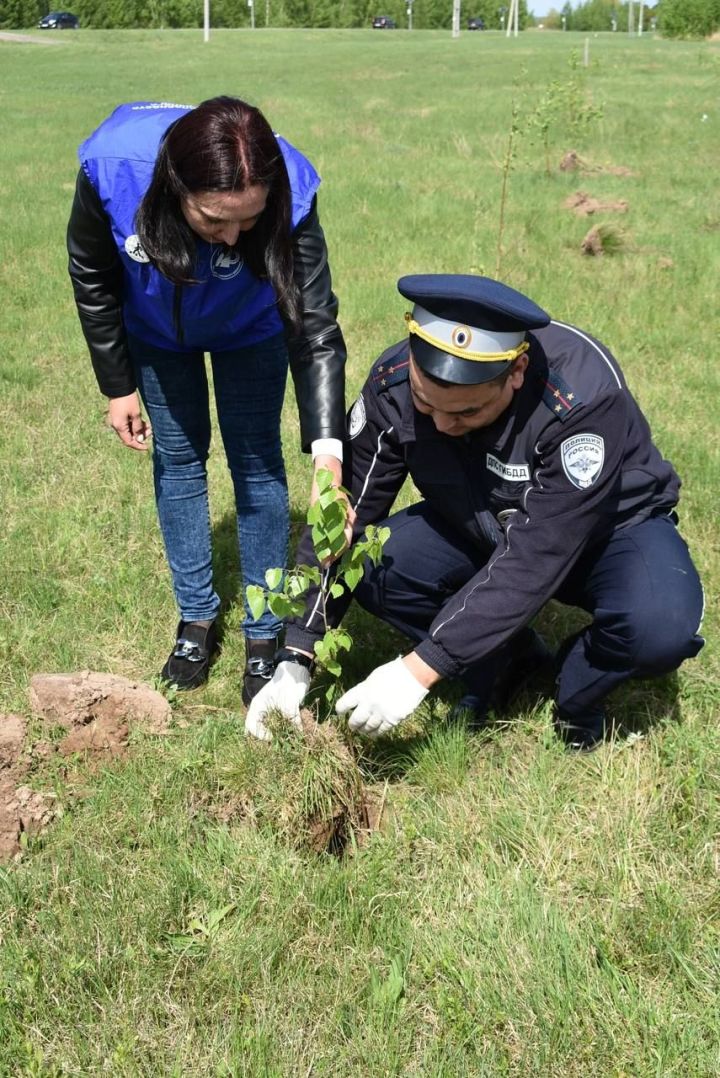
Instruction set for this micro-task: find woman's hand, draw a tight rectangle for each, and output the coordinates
[107,393,152,451]
[310,454,356,562]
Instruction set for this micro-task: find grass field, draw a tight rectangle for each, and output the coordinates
[1,27,719,1075]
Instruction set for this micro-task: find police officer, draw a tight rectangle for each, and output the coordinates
[246,275,704,750]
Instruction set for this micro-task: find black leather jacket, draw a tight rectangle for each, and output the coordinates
[67,170,347,450]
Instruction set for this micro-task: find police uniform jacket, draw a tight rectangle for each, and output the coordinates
[67,102,346,450]
[286,320,680,677]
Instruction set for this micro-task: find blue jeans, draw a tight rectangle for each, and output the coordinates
[130,332,289,638]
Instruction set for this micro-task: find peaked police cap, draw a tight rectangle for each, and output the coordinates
[397,274,551,385]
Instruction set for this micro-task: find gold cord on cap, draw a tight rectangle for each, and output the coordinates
[405,313,529,363]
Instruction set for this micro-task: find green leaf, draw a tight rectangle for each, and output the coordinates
[246,585,267,621]
[206,903,237,931]
[286,572,311,599]
[314,467,335,495]
[265,567,283,590]
[318,487,340,511]
[329,581,344,599]
[343,566,363,592]
[267,594,295,618]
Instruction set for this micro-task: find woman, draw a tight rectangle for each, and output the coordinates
[67,97,347,704]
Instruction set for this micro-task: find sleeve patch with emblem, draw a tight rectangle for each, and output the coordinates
[348,395,367,439]
[561,433,605,489]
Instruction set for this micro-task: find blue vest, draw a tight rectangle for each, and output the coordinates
[79,101,321,352]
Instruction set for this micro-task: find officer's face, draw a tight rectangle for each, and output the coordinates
[181,185,268,245]
[409,356,527,436]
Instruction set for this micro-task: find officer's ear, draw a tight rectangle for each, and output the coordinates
[508,353,529,391]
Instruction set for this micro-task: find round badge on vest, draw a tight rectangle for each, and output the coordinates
[124,235,150,263]
[210,248,244,280]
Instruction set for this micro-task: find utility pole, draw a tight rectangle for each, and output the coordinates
[452,0,461,38]
[204,0,209,41]
[248,0,255,28]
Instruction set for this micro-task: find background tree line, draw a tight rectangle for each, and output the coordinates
[2,0,718,44]
[4,0,524,30]
[540,0,718,35]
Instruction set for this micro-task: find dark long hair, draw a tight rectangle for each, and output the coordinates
[136,96,300,328]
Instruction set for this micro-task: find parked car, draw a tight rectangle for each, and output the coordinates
[372,15,397,28]
[467,16,486,29]
[38,11,79,28]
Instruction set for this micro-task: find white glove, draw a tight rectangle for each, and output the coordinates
[335,657,429,738]
[244,661,310,742]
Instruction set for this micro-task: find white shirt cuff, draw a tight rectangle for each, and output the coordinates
[311,438,343,463]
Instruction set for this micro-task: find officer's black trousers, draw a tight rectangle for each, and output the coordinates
[354,503,704,721]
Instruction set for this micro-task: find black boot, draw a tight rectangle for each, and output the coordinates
[161,621,219,690]
[489,627,554,713]
[553,708,607,752]
[451,628,553,725]
[242,637,278,706]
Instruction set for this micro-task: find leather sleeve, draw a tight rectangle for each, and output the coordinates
[67,169,136,398]
[287,198,347,451]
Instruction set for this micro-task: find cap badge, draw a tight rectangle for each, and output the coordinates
[451,325,472,350]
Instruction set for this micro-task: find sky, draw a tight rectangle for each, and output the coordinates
[527,1,559,16]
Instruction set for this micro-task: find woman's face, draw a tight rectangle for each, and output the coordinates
[180,185,268,245]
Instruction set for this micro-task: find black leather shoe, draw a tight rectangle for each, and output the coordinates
[553,708,607,753]
[161,621,218,690]
[242,637,278,706]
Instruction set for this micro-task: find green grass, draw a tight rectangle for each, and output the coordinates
[0,28,719,1075]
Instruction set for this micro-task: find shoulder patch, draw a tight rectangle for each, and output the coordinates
[535,369,581,422]
[348,395,367,439]
[371,357,410,392]
[561,433,605,489]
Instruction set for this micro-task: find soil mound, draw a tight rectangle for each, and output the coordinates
[564,191,629,216]
[1,674,171,861]
[30,671,171,752]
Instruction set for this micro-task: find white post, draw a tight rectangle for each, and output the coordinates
[638,2,644,35]
[583,36,589,66]
[628,0,634,34]
[407,0,413,30]
[203,0,209,41]
[452,0,461,38]
[265,0,269,26]
[505,0,516,37]
[248,0,255,28]
[513,0,519,36]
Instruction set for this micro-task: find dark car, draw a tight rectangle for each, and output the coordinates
[467,16,486,29]
[372,15,397,28]
[38,11,79,28]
